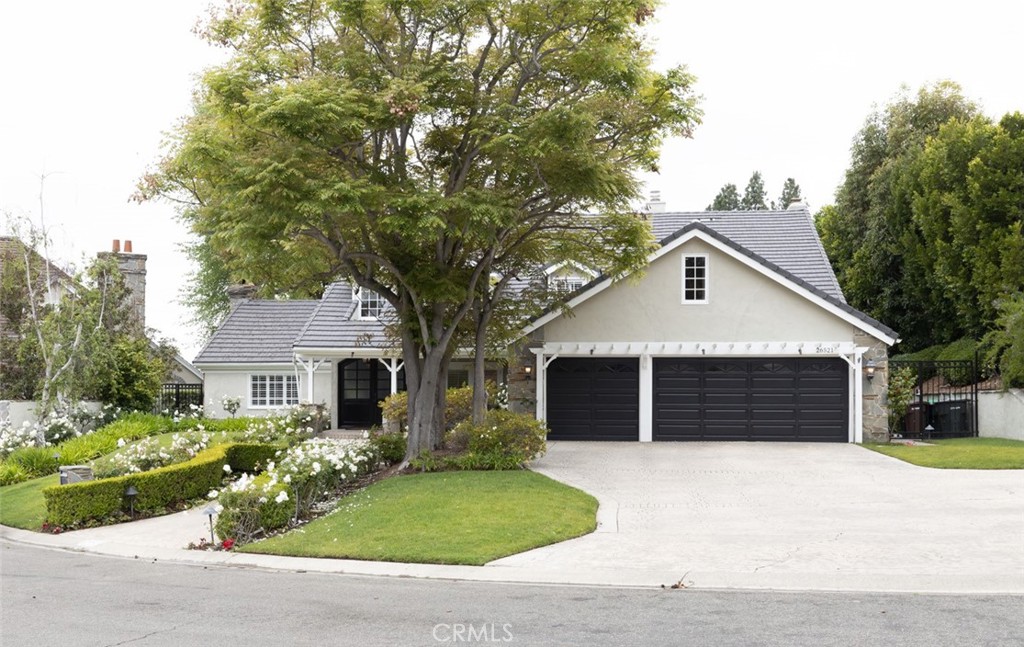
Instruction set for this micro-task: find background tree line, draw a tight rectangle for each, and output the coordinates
[815,81,1023,384]
[707,172,802,211]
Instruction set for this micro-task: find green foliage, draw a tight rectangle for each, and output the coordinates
[865,438,1024,469]
[415,410,548,471]
[6,446,58,478]
[147,0,701,457]
[887,366,918,434]
[380,382,497,432]
[224,443,281,473]
[984,293,1024,387]
[42,442,277,527]
[243,471,598,566]
[818,83,1024,353]
[89,336,166,412]
[214,476,292,544]
[740,171,768,211]
[368,429,406,465]
[0,461,29,487]
[778,178,802,209]
[706,183,740,211]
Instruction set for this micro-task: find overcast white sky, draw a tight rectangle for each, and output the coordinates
[1,1,1021,361]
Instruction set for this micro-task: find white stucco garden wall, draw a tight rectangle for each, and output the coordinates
[201,365,333,420]
[979,389,1024,441]
[542,239,859,344]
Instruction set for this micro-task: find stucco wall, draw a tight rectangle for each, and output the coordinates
[979,390,1024,441]
[202,366,332,420]
[542,239,859,343]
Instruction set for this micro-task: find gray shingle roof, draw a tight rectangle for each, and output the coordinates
[293,281,392,350]
[648,207,845,301]
[193,300,319,364]
[200,205,886,361]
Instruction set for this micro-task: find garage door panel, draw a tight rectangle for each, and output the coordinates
[654,357,848,442]
[547,358,639,441]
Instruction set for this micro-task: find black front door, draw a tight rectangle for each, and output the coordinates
[338,359,404,427]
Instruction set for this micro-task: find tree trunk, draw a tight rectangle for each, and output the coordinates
[471,317,489,425]
[402,339,449,463]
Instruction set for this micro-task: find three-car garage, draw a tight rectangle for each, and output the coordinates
[545,356,850,442]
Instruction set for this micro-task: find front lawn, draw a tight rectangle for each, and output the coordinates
[865,437,1024,469]
[243,471,598,565]
[0,475,57,530]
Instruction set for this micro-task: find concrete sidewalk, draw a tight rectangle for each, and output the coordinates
[3,442,1023,594]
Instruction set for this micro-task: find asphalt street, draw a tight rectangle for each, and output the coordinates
[2,542,1022,647]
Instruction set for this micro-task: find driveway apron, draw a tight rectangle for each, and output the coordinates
[492,442,1024,592]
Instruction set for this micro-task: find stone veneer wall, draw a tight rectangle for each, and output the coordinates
[507,338,540,418]
[856,331,891,443]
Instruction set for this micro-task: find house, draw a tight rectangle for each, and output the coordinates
[195,204,896,443]
[0,236,202,387]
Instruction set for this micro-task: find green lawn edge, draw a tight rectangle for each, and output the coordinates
[863,437,1024,469]
[242,470,599,566]
[0,475,57,530]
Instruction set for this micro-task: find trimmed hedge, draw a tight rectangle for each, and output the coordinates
[226,443,281,472]
[42,442,278,526]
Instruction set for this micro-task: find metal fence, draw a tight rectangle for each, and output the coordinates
[889,359,978,439]
[155,383,204,415]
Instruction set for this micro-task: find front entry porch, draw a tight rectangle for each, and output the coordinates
[337,358,406,428]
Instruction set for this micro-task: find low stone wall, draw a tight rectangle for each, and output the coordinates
[979,389,1024,441]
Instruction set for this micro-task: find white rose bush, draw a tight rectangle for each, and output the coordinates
[213,438,380,543]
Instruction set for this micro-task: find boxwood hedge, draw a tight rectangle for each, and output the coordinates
[42,442,279,526]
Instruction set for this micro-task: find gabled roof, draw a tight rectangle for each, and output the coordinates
[524,219,898,344]
[648,208,844,301]
[293,281,393,350]
[193,300,319,364]
[0,236,78,289]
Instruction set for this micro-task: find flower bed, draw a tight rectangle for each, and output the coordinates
[213,438,380,544]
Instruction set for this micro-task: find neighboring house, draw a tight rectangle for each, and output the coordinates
[196,205,897,442]
[0,236,202,387]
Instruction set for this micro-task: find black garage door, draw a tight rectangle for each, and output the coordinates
[653,358,849,442]
[547,358,639,440]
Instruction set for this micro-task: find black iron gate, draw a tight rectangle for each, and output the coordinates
[155,383,204,415]
[889,359,978,439]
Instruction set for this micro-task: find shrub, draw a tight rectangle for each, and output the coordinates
[413,410,547,472]
[224,443,281,472]
[0,421,39,458]
[212,439,379,544]
[984,293,1024,388]
[0,460,29,486]
[42,442,278,527]
[380,381,499,431]
[6,446,58,477]
[887,366,918,434]
[368,428,406,465]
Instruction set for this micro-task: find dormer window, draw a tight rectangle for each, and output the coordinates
[353,286,385,320]
[682,254,708,304]
[552,275,585,293]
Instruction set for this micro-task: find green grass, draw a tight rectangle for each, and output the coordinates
[0,475,57,530]
[865,437,1024,469]
[243,471,598,565]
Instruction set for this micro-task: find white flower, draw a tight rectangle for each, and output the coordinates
[207,490,218,499]
[117,438,126,447]
[223,464,232,473]
[283,474,292,484]
[274,490,289,504]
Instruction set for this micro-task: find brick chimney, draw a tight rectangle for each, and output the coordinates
[99,239,147,331]
[226,282,258,311]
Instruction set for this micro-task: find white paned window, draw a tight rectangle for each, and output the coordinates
[250,375,299,408]
[353,287,385,320]
[682,254,709,304]
[552,275,585,293]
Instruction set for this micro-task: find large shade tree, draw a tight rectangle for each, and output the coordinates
[144,0,701,460]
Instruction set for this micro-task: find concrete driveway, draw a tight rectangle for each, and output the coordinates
[492,442,1024,593]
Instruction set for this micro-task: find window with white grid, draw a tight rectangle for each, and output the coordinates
[249,374,299,408]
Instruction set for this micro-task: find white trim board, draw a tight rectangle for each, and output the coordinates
[522,227,897,346]
[531,341,859,357]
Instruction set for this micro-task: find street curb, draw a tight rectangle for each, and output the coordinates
[3,524,1022,595]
